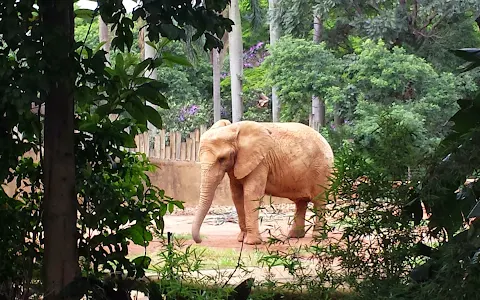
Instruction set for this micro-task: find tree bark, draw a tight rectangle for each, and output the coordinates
[98,16,111,61]
[212,9,229,123]
[144,28,159,131]
[212,48,222,122]
[229,0,243,123]
[269,0,281,122]
[311,14,325,129]
[40,0,78,299]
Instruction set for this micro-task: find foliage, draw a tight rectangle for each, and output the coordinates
[344,39,477,165]
[0,157,43,298]
[271,0,480,71]
[220,42,272,122]
[322,141,422,297]
[0,0,234,297]
[264,35,342,123]
[417,48,480,239]
[155,41,214,136]
[240,0,270,48]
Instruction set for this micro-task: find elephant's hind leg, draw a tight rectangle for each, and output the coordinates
[287,199,308,238]
[311,191,328,238]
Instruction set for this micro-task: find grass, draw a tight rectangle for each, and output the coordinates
[139,279,353,300]
[128,235,270,272]
[186,245,267,269]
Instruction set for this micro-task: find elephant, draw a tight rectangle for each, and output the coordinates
[191,119,334,245]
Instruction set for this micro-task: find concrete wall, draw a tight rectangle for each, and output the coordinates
[2,154,291,208]
[149,159,290,208]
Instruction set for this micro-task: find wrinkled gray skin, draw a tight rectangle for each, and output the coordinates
[191,119,334,245]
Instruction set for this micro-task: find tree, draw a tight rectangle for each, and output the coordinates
[268,0,281,122]
[98,16,111,60]
[311,11,325,129]
[340,40,478,168]
[264,36,342,124]
[40,1,78,297]
[229,0,244,122]
[212,9,229,122]
[271,0,480,70]
[0,0,234,298]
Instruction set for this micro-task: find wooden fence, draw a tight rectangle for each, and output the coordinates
[132,125,209,161]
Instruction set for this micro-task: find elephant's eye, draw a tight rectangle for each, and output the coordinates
[218,156,226,163]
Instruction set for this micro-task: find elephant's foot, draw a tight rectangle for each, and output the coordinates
[312,225,324,239]
[244,232,263,245]
[237,231,246,242]
[287,227,306,239]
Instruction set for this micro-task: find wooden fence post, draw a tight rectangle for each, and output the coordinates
[143,131,150,157]
[165,145,171,160]
[186,137,192,161]
[189,132,196,161]
[134,135,140,153]
[200,124,207,137]
[160,129,166,159]
[154,134,160,158]
[175,132,182,160]
[170,131,176,160]
[194,128,200,161]
[180,142,187,160]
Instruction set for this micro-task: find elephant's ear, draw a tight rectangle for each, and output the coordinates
[234,121,274,179]
[210,119,231,130]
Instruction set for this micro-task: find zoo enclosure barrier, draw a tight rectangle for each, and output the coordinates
[131,125,209,161]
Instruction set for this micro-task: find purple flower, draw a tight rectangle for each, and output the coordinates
[187,105,199,115]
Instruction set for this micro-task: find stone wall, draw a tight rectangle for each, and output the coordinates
[149,159,290,208]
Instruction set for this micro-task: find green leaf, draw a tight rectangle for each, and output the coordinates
[144,105,163,129]
[78,121,98,133]
[132,256,152,269]
[124,101,147,124]
[145,41,157,51]
[133,58,152,78]
[125,224,152,246]
[157,37,172,50]
[155,217,165,234]
[121,133,137,148]
[162,52,192,66]
[74,9,94,21]
[94,41,107,53]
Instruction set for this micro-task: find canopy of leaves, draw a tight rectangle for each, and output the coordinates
[263,35,342,122]
[271,0,480,70]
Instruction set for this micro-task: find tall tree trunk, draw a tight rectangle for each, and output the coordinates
[229,0,243,123]
[99,16,111,61]
[99,16,117,124]
[269,0,281,122]
[310,14,325,130]
[40,0,78,298]
[144,28,158,132]
[212,49,222,122]
[212,9,229,123]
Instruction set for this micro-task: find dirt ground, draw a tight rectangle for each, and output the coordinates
[128,203,343,257]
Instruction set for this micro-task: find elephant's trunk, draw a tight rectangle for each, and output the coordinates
[192,167,221,243]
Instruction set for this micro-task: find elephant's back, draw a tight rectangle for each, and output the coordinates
[262,122,334,163]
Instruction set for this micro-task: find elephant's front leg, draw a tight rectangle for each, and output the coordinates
[229,177,246,242]
[242,168,268,245]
